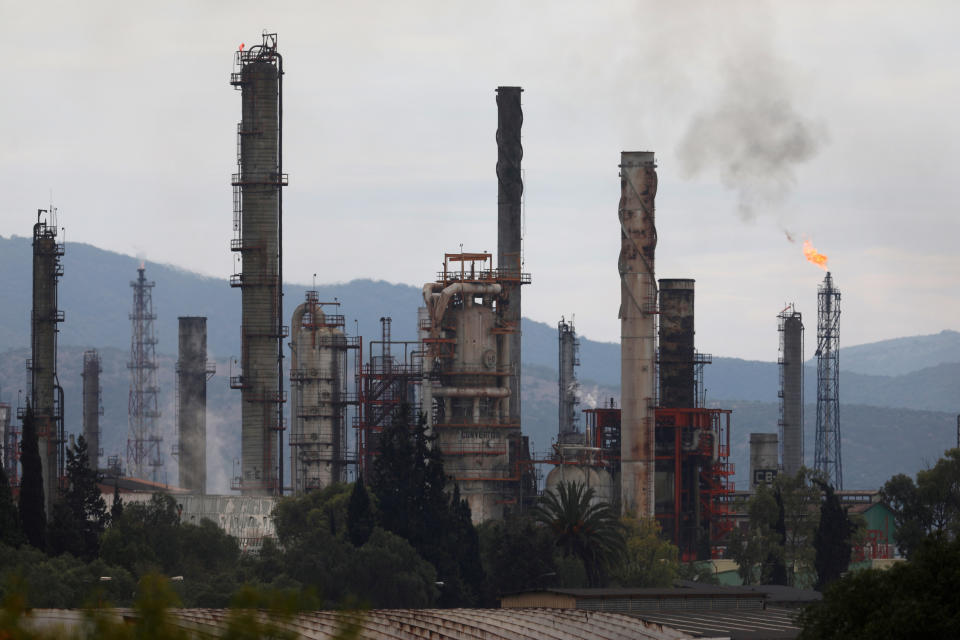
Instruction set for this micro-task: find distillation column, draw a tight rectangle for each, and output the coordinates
[178,317,211,494]
[619,152,657,517]
[289,293,348,494]
[558,318,581,443]
[230,34,287,495]
[779,307,804,476]
[30,208,64,516]
[82,350,102,471]
[496,86,524,429]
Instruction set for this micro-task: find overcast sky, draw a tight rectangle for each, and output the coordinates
[2,1,958,361]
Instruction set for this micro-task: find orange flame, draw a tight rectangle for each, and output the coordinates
[803,240,828,270]
[239,42,245,51]
[140,260,145,270]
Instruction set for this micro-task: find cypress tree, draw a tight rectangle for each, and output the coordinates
[111,479,124,523]
[347,474,374,547]
[18,404,46,550]
[814,481,855,591]
[0,461,23,547]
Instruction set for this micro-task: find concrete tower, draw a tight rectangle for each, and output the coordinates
[230,33,287,495]
[29,207,65,515]
[778,306,804,476]
[178,317,211,494]
[496,86,524,429]
[82,350,102,471]
[619,152,657,518]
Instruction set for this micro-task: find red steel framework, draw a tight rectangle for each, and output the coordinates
[353,318,420,477]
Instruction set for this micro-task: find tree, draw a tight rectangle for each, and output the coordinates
[813,481,856,591]
[370,406,485,606]
[611,516,679,588]
[347,475,374,547]
[478,513,557,600]
[0,462,23,548]
[17,404,45,551]
[48,435,108,559]
[534,481,624,587]
[798,534,960,639]
[726,483,782,585]
[881,448,960,558]
[110,479,123,523]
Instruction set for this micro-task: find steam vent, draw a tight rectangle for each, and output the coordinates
[229,33,288,496]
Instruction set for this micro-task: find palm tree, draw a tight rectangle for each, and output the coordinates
[534,481,625,586]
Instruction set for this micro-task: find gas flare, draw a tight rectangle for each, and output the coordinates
[803,239,828,270]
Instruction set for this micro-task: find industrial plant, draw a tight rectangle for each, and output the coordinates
[2,31,857,560]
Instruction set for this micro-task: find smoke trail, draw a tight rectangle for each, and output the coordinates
[676,48,827,220]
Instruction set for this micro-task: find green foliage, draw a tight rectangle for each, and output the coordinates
[798,535,960,639]
[0,460,23,548]
[110,481,123,523]
[610,517,678,588]
[346,475,374,547]
[534,481,625,587]
[813,481,856,591]
[370,406,484,606]
[727,468,821,586]
[48,435,108,560]
[478,513,557,599]
[18,404,46,551]
[881,448,960,558]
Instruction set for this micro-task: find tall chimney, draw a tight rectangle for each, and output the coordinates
[619,152,657,517]
[658,279,695,408]
[81,350,101,471]
[496,86,523,427]
[178,317,209,494]
[779,306,804,476]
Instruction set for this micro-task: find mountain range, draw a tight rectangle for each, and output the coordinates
[1,234,957,492]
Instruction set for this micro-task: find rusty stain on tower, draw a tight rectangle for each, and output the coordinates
[229,33,288,495]
[619,152,657,518]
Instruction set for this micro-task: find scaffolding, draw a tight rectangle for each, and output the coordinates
[229,32,288,495]
[354,317,419,478]
[814,272,842,489]
[127,266,163,481]
[654,407,734,561]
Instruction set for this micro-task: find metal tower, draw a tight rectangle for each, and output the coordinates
[558,317,581,443]
[778,305,804,476]
[229,33,287,496]
[127,265,163,480]
[814,272,841,489]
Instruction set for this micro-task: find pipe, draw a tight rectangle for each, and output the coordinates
[430,387,511,398]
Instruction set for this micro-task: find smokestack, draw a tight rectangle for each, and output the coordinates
[178,317,209,494]
[779,306,804,476]
[496,86,523,427]
[30,207,64,516]
[750,433,779,488]
[658,279,695,408]
[82,350,102,471]
[619,151,657,517]
[230,34,286,495]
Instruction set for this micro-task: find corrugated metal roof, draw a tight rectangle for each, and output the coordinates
[27,608,703,640]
